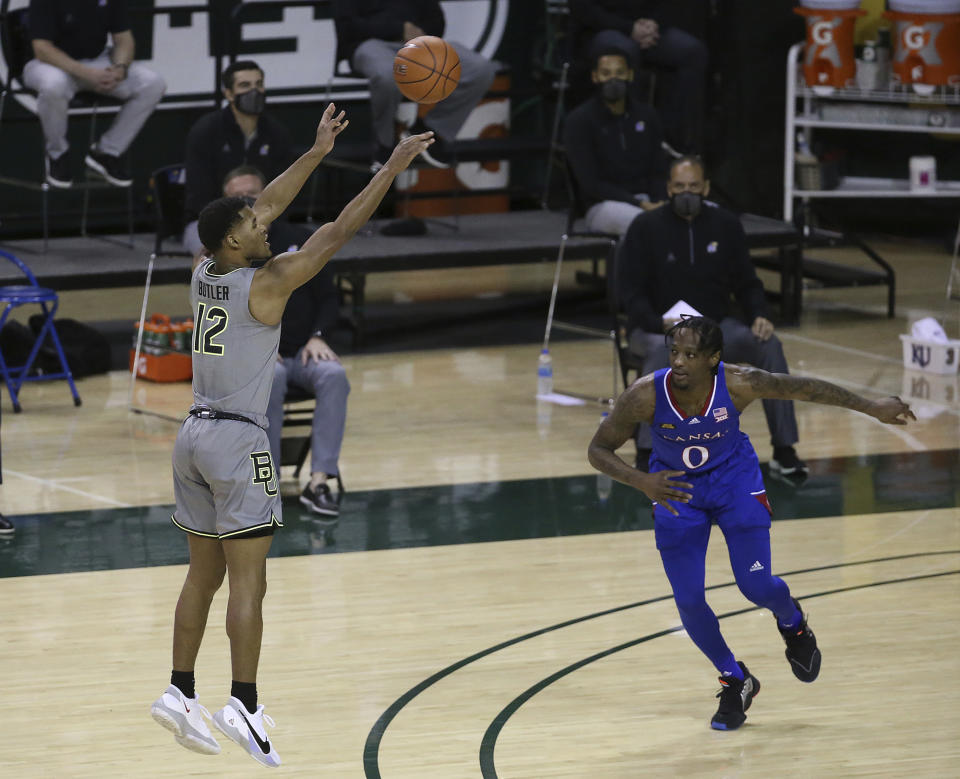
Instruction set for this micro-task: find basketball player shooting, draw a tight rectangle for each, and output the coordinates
[588,316,915,731]
[150,104,434,767]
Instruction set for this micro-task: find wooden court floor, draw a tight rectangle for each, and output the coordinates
[0,239,958,777]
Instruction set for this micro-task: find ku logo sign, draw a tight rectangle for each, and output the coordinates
[812,21,834,46]
[911,343,931,368]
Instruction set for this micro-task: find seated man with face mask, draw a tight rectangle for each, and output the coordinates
[181,60,295,256]
[563,45,668,237]
[617,156,808,479]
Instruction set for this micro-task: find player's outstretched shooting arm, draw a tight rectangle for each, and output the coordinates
[726,365,916,425]
[250,126,434,325]
[252,103,347,228]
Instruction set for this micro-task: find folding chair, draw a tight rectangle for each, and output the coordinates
[129,164,193,417]
[0,248,81,412]
[0,0,134,251]
[542,154,620,403]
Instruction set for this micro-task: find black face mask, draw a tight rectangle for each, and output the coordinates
[234,89,266,116]
[599,78,627,103]
[671,191,703,219]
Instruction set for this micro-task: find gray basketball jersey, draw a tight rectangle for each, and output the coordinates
[190,260,280,428]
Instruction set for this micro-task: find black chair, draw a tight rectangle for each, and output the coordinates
[541,149,621,403]
[150,163,191,258]
[0,0,134,251]
[609,242,645,390]
[128,163,193,410]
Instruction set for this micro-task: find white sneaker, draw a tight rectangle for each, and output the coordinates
[150,685,221,755]
[213,696,281,768]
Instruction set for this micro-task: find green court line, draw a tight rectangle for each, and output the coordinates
[0,448,956,578]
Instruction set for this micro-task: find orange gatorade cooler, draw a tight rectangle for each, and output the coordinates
[795,1,866,92]
[130,313,192,382]
[886,0,960,92]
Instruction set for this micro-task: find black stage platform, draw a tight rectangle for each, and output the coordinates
[0,210,808,344]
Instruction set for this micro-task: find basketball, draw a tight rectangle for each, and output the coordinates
[393,36,461,104]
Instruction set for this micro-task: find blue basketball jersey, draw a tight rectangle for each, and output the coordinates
[650,363,750,474]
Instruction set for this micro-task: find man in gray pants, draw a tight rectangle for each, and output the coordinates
[24,0,165,188]
[333,0,497,169]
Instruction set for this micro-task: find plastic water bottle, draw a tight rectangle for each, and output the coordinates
[537,348,553,396]
[596,411,613,503]
[536,397,551,438]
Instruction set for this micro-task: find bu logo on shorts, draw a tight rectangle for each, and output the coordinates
[250,451,278,496]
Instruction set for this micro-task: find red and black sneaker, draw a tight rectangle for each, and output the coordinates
[778,598,821,682]
[710,661,761,731]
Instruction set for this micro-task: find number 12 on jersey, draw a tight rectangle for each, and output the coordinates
[193,302,229,356]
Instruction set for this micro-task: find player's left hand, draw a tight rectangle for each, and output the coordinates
[301,336,339,365]
[313,103,348,156]
[870,396,916,425]
[751,316,775,342]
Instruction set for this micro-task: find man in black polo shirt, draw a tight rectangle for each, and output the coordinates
[182,61,295,256]
[24,0,166,188]
[617,156,807,478]
[563,45,668,236]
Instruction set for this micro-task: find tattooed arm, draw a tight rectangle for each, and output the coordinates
[587,376,694,515]
[726,364,916,425]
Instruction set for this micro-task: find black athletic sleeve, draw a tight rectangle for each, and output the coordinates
[724,213,769,323]
[333,0,405,46]
[563,107,637,206]
[646,112,669,202]
[184,115,219,223]
[263,116,296,177]
[617,214,662,335]
[568,0,633,36]
[310,267,340,336]
[27,0,58,42]
[108,0,131,34]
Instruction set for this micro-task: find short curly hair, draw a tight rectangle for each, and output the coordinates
[665,316,724,374]
[197,196,248,253]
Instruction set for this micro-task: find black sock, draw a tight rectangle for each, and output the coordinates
[171,670,195,699]
[231,681,258,714]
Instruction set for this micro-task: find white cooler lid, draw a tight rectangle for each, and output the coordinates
[799,0,862,9]
[890,0,960,13]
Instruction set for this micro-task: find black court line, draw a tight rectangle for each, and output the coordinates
[361,550,958,778]
[478,567,960,778]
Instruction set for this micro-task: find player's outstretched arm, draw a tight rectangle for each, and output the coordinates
[248,132,434,325]
[731,365,916,425]
[587,376,693,514]
[252,103,348,228]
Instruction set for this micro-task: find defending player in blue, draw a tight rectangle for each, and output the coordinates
[588,316,915,730]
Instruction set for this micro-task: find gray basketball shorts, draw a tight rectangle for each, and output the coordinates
[172,415,282,539]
